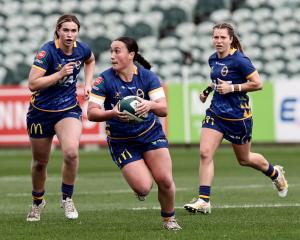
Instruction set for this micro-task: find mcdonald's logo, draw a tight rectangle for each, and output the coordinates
[30,123,43,135]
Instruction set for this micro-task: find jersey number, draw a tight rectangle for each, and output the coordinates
[58,75,77,86]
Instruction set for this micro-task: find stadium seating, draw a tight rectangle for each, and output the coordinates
[1,0,300,84]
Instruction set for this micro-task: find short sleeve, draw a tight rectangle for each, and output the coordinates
[147,71,165,100]
[81,42,92,61]
[237,55,257,79]
[89,75,106,106]
[32,44,52,72]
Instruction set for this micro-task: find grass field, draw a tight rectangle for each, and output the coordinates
[0,145,299,240]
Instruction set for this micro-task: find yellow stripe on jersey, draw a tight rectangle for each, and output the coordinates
[89,93,105,106]
[108,120,156,140]
[246,70,257,79]
[31,102,78,112]
[149,87,165,101]
[229,48,237,55]
[32,65,47,72]
[210,109,252,121]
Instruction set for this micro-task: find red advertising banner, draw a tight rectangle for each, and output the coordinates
[0,86,106,146]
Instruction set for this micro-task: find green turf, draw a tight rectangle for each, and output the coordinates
[0,146,299,239]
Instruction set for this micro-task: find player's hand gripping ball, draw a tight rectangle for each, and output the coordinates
[118,96,148,123]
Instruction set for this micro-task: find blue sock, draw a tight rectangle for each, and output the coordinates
[199,185,211,202]
[161,210,175,220]
[263,164,278,180]
[61,183,74,200]
[32,190,44,206]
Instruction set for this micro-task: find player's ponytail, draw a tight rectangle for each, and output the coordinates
[213,22,244,53]
[134,52,151,70]
[114,36,152,70]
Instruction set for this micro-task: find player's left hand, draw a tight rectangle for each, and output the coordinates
[216,78,232,94]
[135,96,152,117]
[84,83,92,100]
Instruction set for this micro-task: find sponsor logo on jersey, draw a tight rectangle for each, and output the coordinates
[36,50,47,59]
[94,76,104,86]
[113,91,122,100]
[74,60,81,70]
[221,66,228,76]
[56,63,63,71]
[136,89,144,99]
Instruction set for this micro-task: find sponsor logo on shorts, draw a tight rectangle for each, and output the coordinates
[29,123,43,135]
[151,139,167,145]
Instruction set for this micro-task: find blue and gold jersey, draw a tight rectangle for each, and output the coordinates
[89,65,165,139]
[209,49,257,120]
[30,39,92,111]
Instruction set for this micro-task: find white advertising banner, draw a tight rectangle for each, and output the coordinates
[275,81,300,142]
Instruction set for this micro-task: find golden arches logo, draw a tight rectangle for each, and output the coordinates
[30,123,43,135]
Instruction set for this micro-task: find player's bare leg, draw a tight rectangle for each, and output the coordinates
[55,117,82,219]
[184,128,222,213]
[27,137,53,221]
[144,148,181,230]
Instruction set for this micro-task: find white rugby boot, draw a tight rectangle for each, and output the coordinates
[61,197,78,219]
[26,199,46,222]
[272,165,288,197]
[184,198,211,214]
[163,216,182,231]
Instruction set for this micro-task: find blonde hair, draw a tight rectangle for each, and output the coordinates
[54,14,80,39]
[213,22,244,53]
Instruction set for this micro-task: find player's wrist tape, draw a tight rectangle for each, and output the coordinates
[231,85,234,92]
[203,86,213,97]
[238,84,242,92]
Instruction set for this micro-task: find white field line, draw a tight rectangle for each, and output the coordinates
[5,184,300,197]
[131,203,300,210]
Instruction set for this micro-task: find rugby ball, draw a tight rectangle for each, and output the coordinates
[119,96,147,122]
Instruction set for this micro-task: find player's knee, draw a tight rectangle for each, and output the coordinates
[63,147,79,164]
[156,176,174,191]
[200,148,212,162]
[134,183,152,196]
[32,159,48,171]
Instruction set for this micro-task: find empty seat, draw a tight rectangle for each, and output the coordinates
[262,47,284,61]
[175,22,196,38]
[160,6,188,36]
[210,9,232,23]
[259,33,282,48]
[264,60,285,75]
[232,8,253,22]
[125,21,153,39]
[138,36,158,51]
[252,7,272,22]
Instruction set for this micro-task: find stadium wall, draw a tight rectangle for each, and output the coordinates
[0,81,299,146]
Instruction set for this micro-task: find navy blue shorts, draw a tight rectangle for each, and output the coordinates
[202,109,252,145]
[26,105,82,138]
[107,122,168,168]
